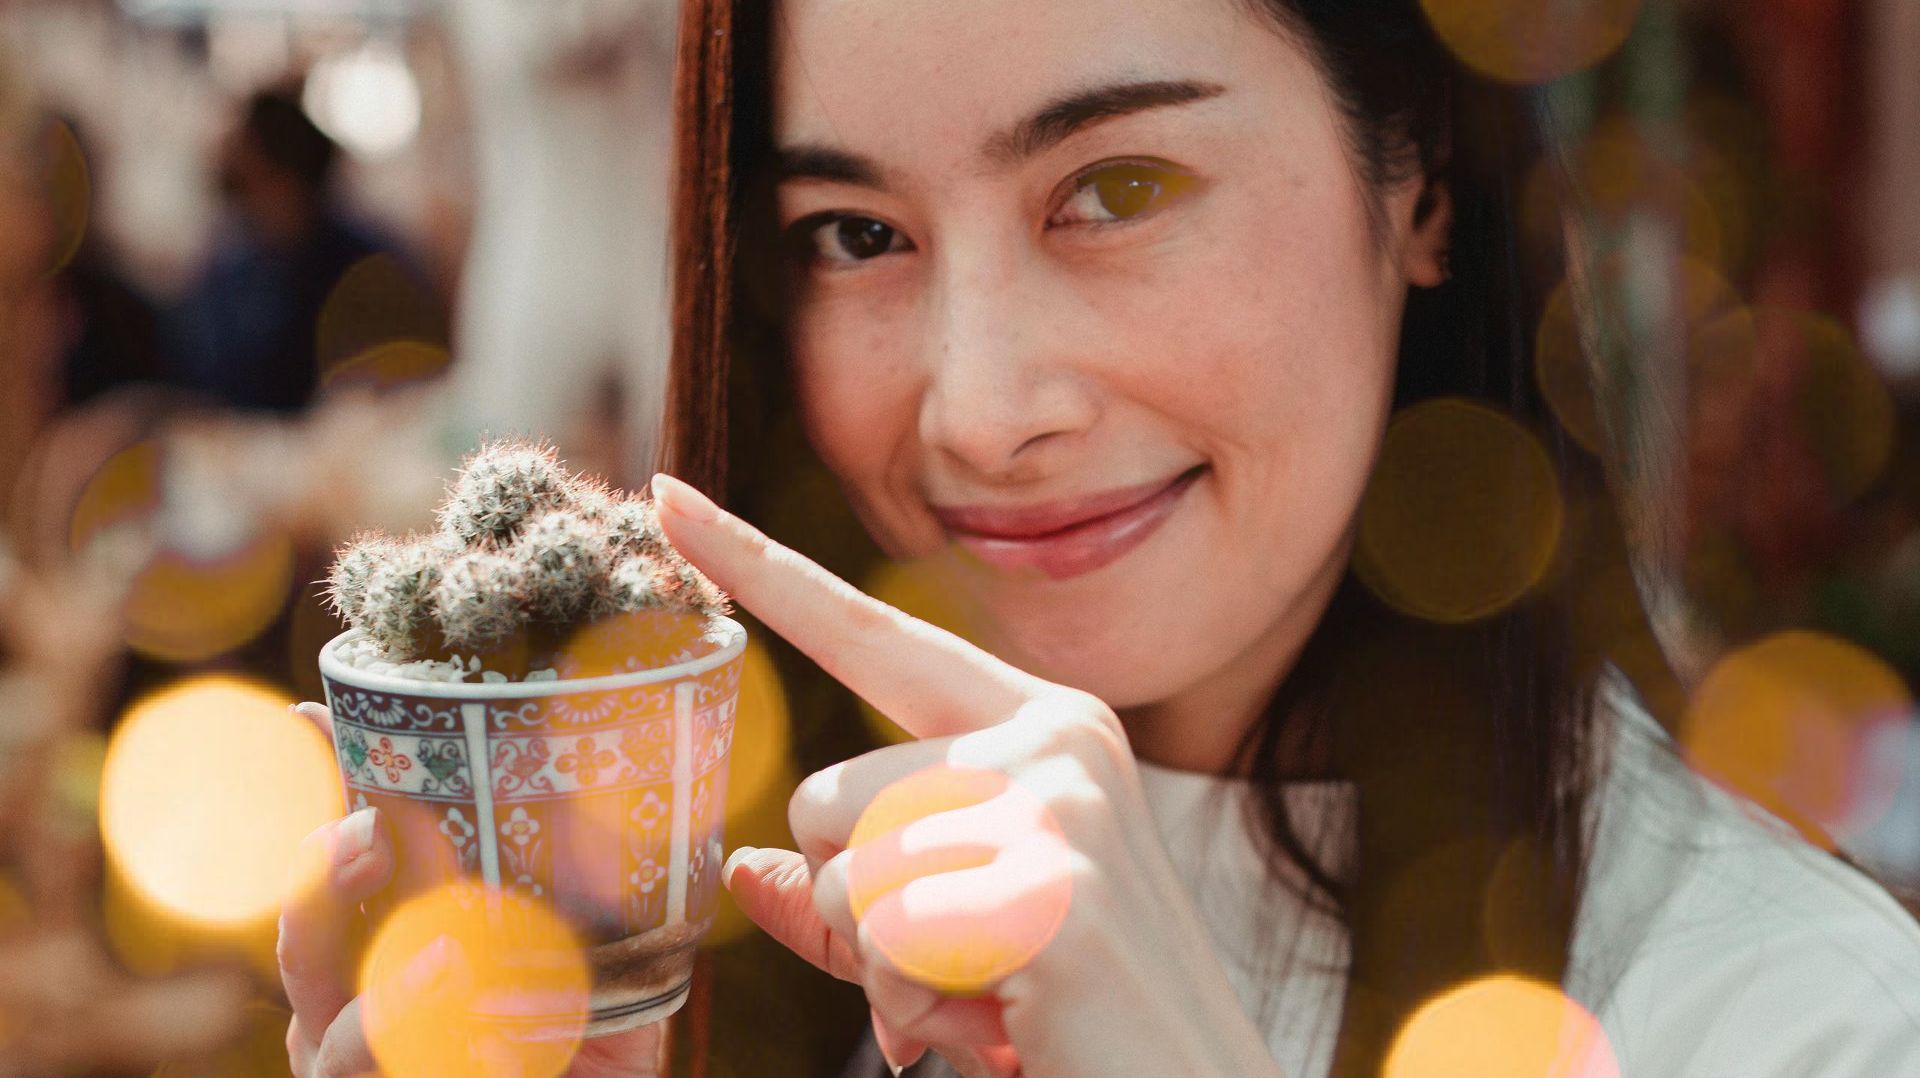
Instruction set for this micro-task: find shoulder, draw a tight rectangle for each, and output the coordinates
[1573,673,1920,1076]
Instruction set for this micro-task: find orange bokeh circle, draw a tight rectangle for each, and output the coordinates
[847,765,1072,996]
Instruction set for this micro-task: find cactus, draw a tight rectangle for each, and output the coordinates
[356,537,443,655]
[605,497,669,561]
[431,549,531,651]
[433,439,573,546]
[516,510,614,621]
[322,533,396,627]
[324,438,728,670]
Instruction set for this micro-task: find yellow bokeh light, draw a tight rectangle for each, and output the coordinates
[48,729,106,828]
[847,766,1072,996]
[1535,256,1751,459]
[1534,281,1604,454]
[321,339,451,394]
[1680,631,1913,848]
[68,441,160,552]
[122,535,297,662]
[848,766,1008,898]
[362,882,590,1078]
[44,118,88,276]
[1355,399,1563,623]
[705,767,800,947]
[699,636,804,942]
[1572,120,1726,267]
[858,557,984,745]
[554,609,712,678]
[102,861,280,981]
[1420,0,1643,84]
[728,639,794,825]
[1388,974,1618,1077]
[1779,311,1896,504]
[68,441,296,661]
[99,676,342,926]
[315,254,445,373]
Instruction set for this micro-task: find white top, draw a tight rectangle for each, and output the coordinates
[1131,673,1920,1077]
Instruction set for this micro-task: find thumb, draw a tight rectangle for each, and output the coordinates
[722,847,929,1071]
[724,847,864,983]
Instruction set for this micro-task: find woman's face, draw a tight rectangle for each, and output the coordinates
[773,0,1450,711]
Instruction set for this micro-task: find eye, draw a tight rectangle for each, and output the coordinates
[1049,161,1197,228]
[793,214,912,265]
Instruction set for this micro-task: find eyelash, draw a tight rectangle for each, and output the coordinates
[785,157,1198,268]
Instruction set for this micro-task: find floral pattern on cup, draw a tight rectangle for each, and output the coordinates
[693,697,736,775]
[439,807,480,873]
[334,728,474,802]
[687,768,728,924]
[329,686,463,732]
[485,723,673,802]
[500,806,546,898]
[627,786,673,932]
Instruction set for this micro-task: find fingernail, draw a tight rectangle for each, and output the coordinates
[873,1010,903,1069]
[872,1011,926,1071]
[335,806,378,866]
[889,1067,904,1078]
[651,473,720,524]
[291,702,330,735]
[721,846,758,889]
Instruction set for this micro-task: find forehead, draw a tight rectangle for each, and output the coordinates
[772,0,1285,152]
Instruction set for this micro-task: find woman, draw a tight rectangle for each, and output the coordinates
[279,1,1920,1075]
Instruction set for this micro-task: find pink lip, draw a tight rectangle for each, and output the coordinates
[935,467,1204,580]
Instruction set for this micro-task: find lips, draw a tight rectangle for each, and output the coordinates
[935,467,1204,580]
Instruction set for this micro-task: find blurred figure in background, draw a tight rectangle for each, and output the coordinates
[165,87,412,413]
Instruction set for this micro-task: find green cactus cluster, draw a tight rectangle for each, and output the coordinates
[325,439,728,665]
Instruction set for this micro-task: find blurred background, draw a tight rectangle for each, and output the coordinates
[0,0,1917,1074]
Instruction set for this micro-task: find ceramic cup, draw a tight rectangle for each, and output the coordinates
[318,617,745,1034]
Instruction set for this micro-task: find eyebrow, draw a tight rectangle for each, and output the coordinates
[985,78,1227,165]
[774,145,884,188]
[774,77,1228,190]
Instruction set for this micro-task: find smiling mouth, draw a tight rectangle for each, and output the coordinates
[939,466,1206,581]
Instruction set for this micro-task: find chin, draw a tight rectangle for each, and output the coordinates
[980,599,1212,711]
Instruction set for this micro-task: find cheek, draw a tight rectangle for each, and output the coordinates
[788,305,927,540]
[977,174,1402,699]
[1086,172,1402,472]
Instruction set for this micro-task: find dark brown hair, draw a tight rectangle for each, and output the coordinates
[666,3,1644,1074]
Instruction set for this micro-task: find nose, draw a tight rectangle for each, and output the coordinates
[916,246,1099,481]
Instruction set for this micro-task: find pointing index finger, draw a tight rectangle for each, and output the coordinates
[651,473,1039,738]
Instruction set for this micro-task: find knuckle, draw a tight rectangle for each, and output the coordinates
[1028,689,1128,765]
[840,585,902,638]
[788,766,837,830]
[311,1030,358,1078]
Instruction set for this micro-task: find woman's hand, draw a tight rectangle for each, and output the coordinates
[275,707,667,1077]
[651,475,1285,1078]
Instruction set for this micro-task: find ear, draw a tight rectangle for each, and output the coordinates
[1402,173,1454,289]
